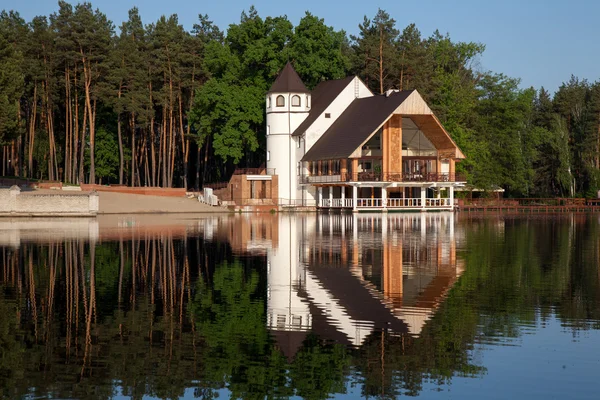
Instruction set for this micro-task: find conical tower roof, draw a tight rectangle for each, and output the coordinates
[268,62,309,94]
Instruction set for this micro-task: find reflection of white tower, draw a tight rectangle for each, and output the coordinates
[266,62,311,202]
[267,214,311,332]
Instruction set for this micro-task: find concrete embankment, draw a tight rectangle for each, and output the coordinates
[0,187,228,216]
[96,191,227,214]
[0,186,98,216]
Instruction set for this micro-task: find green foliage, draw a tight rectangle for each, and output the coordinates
[86,126,120,182]
[0,19,24,144]
[289,12,350,89]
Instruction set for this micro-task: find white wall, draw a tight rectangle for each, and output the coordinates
[266,77,372,203]
[266,92,310,202]
[267,215,311,331]
[305,77,372,151]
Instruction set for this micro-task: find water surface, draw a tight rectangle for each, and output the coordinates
[0,213,599,399]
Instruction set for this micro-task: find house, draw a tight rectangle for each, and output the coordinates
[265,62,466,211]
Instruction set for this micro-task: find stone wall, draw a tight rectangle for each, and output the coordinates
[0,186,99,216]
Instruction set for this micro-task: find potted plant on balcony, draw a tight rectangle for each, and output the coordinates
[374,164,382,181]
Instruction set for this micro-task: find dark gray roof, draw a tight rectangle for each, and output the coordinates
[268,62,309,94]
[308,264,409,334]
[291,76,355,137]
[302,90,414,161]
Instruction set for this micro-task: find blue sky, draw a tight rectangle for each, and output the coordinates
[3,0,599,94]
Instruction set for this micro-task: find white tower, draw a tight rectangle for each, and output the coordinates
[266,63,311,203]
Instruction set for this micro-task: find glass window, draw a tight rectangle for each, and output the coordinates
[267,96,271,108]
[267,151,270,161]
[276,95,285,107]
[291,95,301,107]
[266,125,270,136]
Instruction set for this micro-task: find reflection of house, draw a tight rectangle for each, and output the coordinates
[203,214,279,255]
[266,213,464,358]
[264,63,466,211]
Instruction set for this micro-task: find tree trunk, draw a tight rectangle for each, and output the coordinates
[130,112,136,186]
[79,95,87,185]
[65,69,71,183]
[379,24,384,94]
[117,114,124,184]
[28,83,37,177]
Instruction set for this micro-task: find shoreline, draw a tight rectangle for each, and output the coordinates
[0,188,229,216]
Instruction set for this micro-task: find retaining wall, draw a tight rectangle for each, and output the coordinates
[0,186,99,216]
[80,184,186,197]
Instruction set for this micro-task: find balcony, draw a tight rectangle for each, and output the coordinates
[318,197,453,210]
[300,172,466,184]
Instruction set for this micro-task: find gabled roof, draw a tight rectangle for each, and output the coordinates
[302,91,413,161]
[291,76,355,137]
[302,90,466,161]
[268,62,309,94]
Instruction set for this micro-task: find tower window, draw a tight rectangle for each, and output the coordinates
[306,95,310,108]
[291,95,301,107]
[266,125,270,136]
[276,95,285,107]
[267,96,271,108]
[267,151,270,161]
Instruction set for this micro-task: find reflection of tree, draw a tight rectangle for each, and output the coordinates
[455,216,600,336]
[288,334,350,399]
[191,260,291,399]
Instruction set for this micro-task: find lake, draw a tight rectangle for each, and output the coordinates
[0,212,599,399]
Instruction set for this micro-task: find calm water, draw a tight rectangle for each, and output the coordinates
[0,212,599,399]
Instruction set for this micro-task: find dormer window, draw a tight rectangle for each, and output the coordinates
[291,95,301,107]
[276,95,285,107]
[306,95,310,108]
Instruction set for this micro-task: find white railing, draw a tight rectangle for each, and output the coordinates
[386,198,421,208]
[318,197,452,208]
[332,198,344,208]
[425,198,452,207]
[356,198,383,208]
[320,199,332,207]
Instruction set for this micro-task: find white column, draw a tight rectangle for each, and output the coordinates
[382,187,387,211]
[449,186,455,208]
[420,187,426,209]
[341,186,346,207]
[318,187,323,207]
[352,185,358,212]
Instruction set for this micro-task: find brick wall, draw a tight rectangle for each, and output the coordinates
[80,184,186,197]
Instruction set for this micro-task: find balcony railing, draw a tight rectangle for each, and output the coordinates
[316,198,453,208]
[300,172,466,184]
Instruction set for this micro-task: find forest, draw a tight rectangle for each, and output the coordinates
[0,2,599,197]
